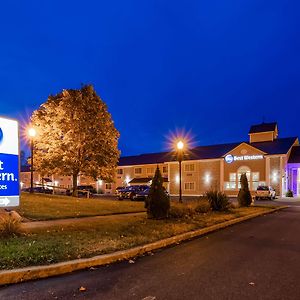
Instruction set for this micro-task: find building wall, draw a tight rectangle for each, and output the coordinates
[269,156,281,194]
[249,132,274,143]
[115,163,168,188]
[223,143,266,196]
[169,160,220,195]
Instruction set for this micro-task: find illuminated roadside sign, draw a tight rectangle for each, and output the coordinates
[0,117,19,207]
[225,154,264,164]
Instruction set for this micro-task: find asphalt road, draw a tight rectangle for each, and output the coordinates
[1,205,300,300]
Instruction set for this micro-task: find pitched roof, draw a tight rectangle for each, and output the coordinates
[251,137,298,155]
[288,146,300,163]
[118,137,298,166]
[249,122,277,134]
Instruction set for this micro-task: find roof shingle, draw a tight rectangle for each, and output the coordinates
[249,122,277,134]
[118,137,298,166]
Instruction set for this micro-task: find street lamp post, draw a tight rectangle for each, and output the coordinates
[28,128,36,193]
[176,140,184,203]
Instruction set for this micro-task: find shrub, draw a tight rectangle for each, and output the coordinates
[0,214,23,238]
[194,198,211,213]
[168,199,211,219]
[286,189,294,197]
[205,190,230,211]
[146,166,170,219]
[168,204,195,219]
[237,173,252,207]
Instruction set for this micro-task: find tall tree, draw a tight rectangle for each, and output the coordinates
[237,173,252,207]
[31,85,120,195]
[146,166,170,219]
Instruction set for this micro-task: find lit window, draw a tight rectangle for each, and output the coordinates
[146,167,154,174]
[162,166,168,173]
[184,164,195,172]
[134,168,142,174]
[106,183,112,189]
[184,182,195,190]
[252,172,260,190]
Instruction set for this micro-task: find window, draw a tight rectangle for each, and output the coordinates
[162,166,168,173]
[134,168,142,174]
[224,173,236,190]
[146,167,154,174]
[252,172,260,190]
[184,164,195,172]
[105,183,112,189]
[184,182,195,190]
[117,169,123,175]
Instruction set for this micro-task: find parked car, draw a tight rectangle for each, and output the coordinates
[22,186,53,194]
[116,186,125,196]
[66,185,97,196]
[133,186,150,201]
[255,186,276,200]
[118,185,149,200]
[133,186,170,201]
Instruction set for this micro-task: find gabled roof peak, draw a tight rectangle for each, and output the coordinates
[249,122,278,134]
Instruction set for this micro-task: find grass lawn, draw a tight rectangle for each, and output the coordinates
[0,206,274,270]
[16,193,145,221]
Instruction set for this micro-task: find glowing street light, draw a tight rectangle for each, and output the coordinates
[177,140,184,150]
[176,140,185,203]
[28,127,36,193]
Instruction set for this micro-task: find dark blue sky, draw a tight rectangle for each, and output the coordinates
[1,0,300,156]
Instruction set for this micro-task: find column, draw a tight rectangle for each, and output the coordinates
[266,157,270,186]
[220,159,224,191]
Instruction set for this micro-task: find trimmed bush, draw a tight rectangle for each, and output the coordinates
[237,173,252,207]
[0,214,23,238]
[205,190,230,211]
[146,166,170,219]
[286,189,294,197]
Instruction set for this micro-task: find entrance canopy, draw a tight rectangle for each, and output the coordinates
[129,177,169,185]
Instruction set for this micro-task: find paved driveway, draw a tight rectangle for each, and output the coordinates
[1,205,300,300]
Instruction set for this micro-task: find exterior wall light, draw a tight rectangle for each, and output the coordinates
[205,173,211,184]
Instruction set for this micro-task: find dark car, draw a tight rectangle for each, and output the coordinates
[118,185,149,200]
[133,187,150,201]
[22,186,53,194]
[66,185,97,197]
[133,186,169,201]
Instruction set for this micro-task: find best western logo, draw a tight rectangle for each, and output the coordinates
[0,127,3,144]
[225,154,264,163]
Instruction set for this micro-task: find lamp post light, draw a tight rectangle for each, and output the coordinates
[176,140,184,203]
[28,127,36,193]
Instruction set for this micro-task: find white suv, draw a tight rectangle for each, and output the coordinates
[255,186,276,200]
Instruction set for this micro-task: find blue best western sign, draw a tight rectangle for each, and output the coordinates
[0,117,19,207]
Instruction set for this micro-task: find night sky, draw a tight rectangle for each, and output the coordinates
[1,1,300,156]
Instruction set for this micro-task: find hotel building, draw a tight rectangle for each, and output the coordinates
[116,123,300,197]
[21,122,300,197]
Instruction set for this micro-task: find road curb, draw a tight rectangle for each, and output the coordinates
[0,206,287,286]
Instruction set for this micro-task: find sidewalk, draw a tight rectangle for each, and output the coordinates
[22,211,146,230]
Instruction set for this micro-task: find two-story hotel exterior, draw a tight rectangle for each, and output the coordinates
[20,122,300,197]
[116,123,300,197]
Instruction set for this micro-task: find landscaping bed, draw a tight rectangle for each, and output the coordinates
[0,206,274,270]
[16,193,145,221]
